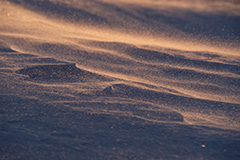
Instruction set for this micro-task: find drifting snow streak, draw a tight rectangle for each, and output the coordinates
[16,64,113,82]
[0,0,240,159]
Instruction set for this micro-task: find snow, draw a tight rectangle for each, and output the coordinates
[0,0,240,159]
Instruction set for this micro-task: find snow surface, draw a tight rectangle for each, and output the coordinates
[0,0,240,159]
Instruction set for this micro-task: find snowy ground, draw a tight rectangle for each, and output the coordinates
[0,0,240,159]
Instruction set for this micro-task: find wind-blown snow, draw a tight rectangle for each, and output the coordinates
[0,0,240,159]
